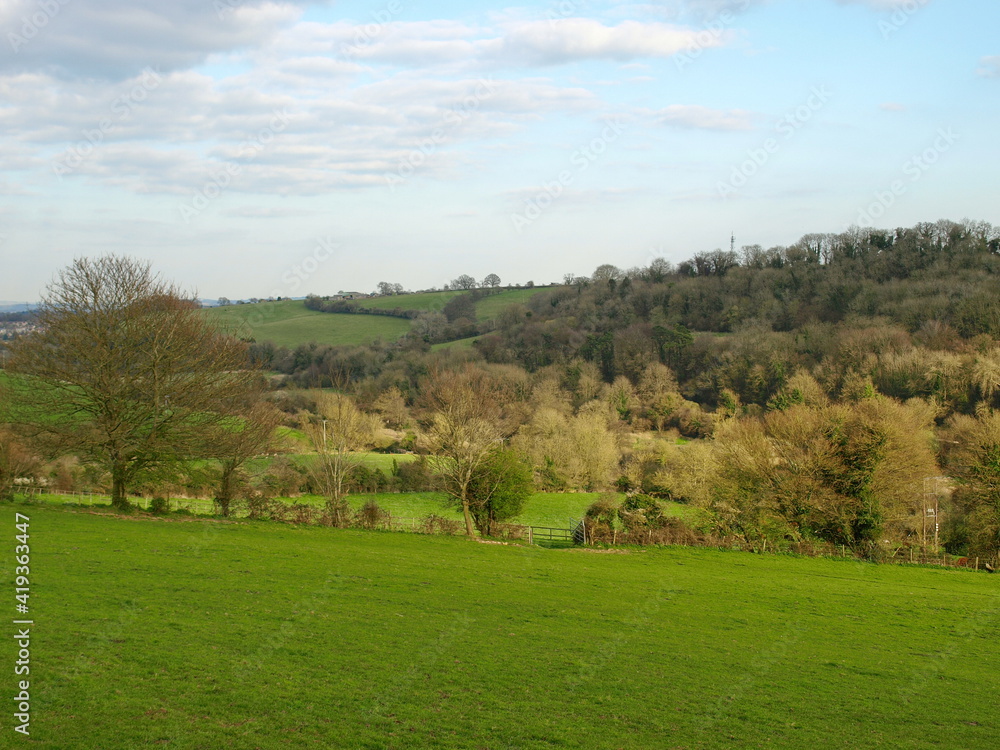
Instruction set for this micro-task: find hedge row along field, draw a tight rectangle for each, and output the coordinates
[9,504,999,749]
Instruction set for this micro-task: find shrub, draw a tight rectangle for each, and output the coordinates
[420,514,462,535]
[355,500,390,530]
[320,497,352,528]
[148,496,170,515]
[288,503,317,525]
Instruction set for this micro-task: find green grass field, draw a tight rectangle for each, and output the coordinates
[362,288,546,321]
[25,489,609,529]
[201,300,411,348]
[473,287,544,320]
[362,290,462,313]
[197,290,550,349]
[7,503,999,748]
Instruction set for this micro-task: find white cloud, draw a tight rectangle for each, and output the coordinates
[879,102,906,111]
[660,104,755,131]
[1,0,314,79]
[495,19,721,65]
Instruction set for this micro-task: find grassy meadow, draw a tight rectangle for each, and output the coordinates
[26,489,623,529]
[201,299,411,348]
[6,502,999,748]
[198,289,549,350]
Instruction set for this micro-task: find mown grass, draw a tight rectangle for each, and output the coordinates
[6,503,999,749]
[201,299,410,348]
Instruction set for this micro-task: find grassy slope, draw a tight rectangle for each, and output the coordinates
[10,503,999,749]
[201,300,410,348]
[27,489,613,529]
[362,291,461,313]
[473,287,543,320]
[198,289,549,349]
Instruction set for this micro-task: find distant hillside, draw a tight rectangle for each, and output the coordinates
[201,299,411,348]
[0,302,34,313]
[201,288,548,349]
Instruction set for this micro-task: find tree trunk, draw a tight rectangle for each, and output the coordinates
[217,462,234,517]
[111,461,130,511]
[461,494,475,536]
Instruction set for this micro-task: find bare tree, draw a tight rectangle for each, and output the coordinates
[424,367,510,536]
[451,274,477,290]
[5,255,262,510]
[301,391,378,522]
[482,273,501,289]
[210,393,283,517]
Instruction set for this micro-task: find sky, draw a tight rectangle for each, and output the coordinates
[0,0,997,302]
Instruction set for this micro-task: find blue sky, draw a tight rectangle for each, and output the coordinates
[1,0,997,301]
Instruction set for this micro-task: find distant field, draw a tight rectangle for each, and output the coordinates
[13,503,1000,749]
[363,288,547,320]
[362,290,461,312]
[199,290,551,349]
[431,336,478,351]
[473,287,544,319]
[201,299,410,348]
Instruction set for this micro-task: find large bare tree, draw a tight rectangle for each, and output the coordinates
[5,255,262,510]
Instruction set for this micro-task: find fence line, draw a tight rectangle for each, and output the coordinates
[9,491,995,569]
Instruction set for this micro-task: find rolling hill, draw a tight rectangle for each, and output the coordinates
[202,288,550,348]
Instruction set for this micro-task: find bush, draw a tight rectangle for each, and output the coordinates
[347,465,388,494]
[420,514,462,535]
[620,494,666,530]
[355,500,390,530]
[320,497,352,528]
[395,455,433,492]
[148,496,170,515]
[288,503,317,525]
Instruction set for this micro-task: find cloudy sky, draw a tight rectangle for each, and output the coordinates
[1,0,997,301]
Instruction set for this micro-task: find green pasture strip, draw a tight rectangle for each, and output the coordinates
[473,287,546,319]
[361,290,461,313]
[7,503,998,749]
[201,299,410,347]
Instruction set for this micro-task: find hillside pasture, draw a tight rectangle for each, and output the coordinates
[11,503,1000,749]
[201,299,410,348]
